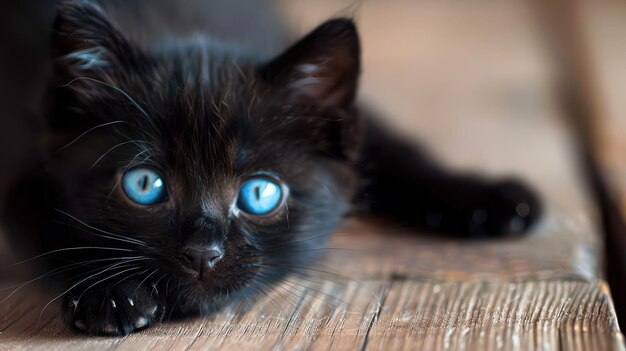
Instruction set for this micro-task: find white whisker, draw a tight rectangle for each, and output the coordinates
[89,140,146,170]
[54,209,148,247]
[77,266,145,302]
[7,247,133,267]
[59,77,151,121]
[56,120,129,153]
[38,258,150,321]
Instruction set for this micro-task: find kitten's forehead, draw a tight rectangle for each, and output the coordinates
[132,55,261,186]
[155,38,256,91]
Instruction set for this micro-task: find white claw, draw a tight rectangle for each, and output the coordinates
[74,320,87,331]
[70,299,79,310]
[134,317,148,329]
[127,298,134,307]
[148,305,158,317]
[110,299,117,308]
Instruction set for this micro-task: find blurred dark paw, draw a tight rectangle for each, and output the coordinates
[469,179,542,238]
[63,279,162,335]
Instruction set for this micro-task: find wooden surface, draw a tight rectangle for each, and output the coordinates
[1,1,625,350]
[0,274,623,351]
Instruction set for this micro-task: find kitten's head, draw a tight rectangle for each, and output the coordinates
[46,2,362,313]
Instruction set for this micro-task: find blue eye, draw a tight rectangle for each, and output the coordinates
[122,167,167,205]
[237,177,283,215]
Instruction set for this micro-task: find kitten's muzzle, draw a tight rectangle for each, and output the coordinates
[181,244,225,278]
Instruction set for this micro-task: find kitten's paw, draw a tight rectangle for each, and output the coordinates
[470,179,541,238]
[63,279,162,335]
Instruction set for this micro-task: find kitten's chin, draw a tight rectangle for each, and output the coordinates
[174,276,255,315]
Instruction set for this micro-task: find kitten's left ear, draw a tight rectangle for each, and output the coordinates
[259,19,360,109]
[52,1,144,92]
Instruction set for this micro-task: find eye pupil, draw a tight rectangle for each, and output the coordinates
[254,186,261,200]
[139,175,149,191]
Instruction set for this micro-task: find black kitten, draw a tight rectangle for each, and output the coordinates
[3,1,540,335]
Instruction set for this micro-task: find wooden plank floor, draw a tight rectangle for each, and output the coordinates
[1,1,625,350]
[0,274,622,350]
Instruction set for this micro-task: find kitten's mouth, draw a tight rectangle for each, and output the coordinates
[194,263,214,282]
[181,263,260,296]
[191,268,219,283]
[176,247,263,297]
[180,264,219,284]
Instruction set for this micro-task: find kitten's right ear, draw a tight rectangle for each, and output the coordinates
[259,19,360,109]
[52,1,142,95]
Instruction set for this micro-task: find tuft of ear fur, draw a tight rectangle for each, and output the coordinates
[259,19,361,109]
[52,1,144,92]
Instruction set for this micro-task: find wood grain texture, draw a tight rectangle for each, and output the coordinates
[0,274,623,350]
[1,0,625,350]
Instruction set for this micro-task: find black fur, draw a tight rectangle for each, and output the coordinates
[2,1,541,335]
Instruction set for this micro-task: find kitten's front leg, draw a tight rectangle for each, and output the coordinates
[358,117,541,238]
[63,276,163,335]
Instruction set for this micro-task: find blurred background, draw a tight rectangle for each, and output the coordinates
[0,0,626,333]
[2,1,624,189]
